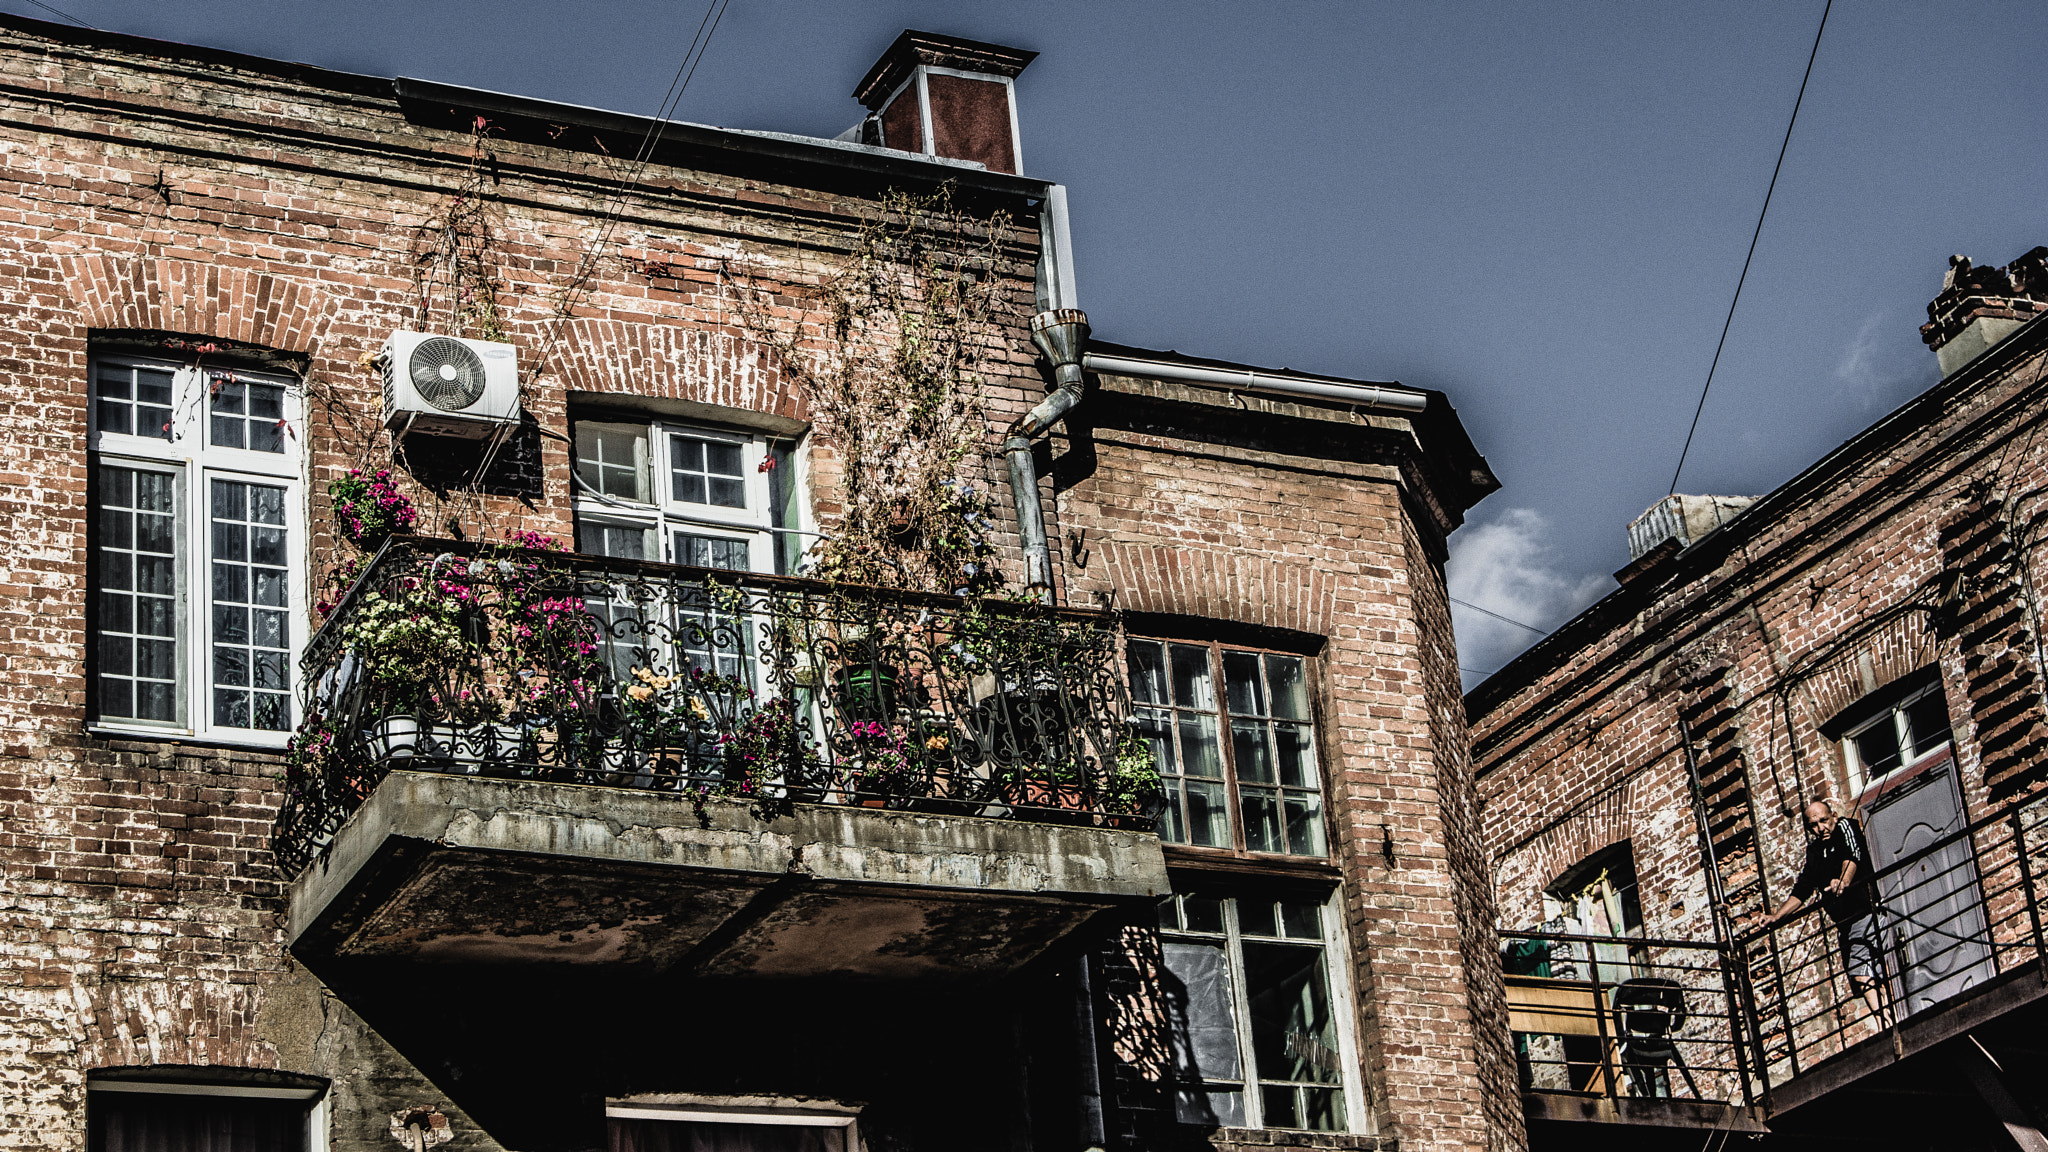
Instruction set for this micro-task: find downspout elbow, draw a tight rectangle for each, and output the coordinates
[1009,309,1089,598]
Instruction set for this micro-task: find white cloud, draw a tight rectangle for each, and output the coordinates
[1447,507,1611,688]
[1834,309,1937,412]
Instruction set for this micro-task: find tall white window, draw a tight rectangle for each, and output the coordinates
[90,352,305,743]
[1157,889,1362,1132]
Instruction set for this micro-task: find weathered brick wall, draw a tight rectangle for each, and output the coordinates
[1471,318,2048,1096]
[0,19,1044,1150]
[1058,379,1518,1152]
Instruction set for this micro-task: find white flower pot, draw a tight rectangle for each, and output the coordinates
[371,714,421,762]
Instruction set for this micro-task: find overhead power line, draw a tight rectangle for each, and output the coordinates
[1668,0,1833,496]
[11,0,93,28]
[1451,596,1549,637]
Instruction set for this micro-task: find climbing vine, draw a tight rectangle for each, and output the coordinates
[725,186,1015,595]
[408,117,510,342]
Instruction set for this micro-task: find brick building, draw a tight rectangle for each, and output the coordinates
[1469,249,2048,1149]
[0,17,1520,1152]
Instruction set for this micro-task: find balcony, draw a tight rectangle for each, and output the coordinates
[1505,793,2048,1146]
[274,537,1167,983]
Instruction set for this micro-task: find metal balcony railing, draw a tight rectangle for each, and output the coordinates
[1503,791,2048,1117]
[1738,791,2048,1093]
[270,537,1154,877]
[1503,930,1759,1110]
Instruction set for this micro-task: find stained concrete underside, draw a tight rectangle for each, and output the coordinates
[287,771,1170,981]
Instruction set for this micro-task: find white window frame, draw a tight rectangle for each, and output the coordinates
[1842,681,1953,794]
[572,418,776,574]
[1156,887,1367,1134]
[89,351,307,747]
[606,1102,857,1151]
[89,1078,329,1152]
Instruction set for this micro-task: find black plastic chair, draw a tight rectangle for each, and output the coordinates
[1613,977,1700,1099]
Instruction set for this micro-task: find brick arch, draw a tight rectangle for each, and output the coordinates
[60,980,276,1072]
[59,255,337,354]
[1095,541,1338,636]
[1799,609,1939,730]
[551,317,805,422]
[1519,775,1641,900]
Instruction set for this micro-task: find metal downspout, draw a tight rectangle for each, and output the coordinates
[1009,308,1089,599]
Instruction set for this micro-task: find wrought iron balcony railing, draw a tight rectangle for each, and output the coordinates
[271,537,1155,877]
[1502,789,2048,1117]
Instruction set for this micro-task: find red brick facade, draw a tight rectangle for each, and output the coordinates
[0,16,1514,1152]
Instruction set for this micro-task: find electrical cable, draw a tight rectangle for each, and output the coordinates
[8,0,92,28]
[1668,0,1833,496]
[1451,596,1549,637]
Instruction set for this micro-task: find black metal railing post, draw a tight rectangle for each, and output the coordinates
[2012,805,2048,986]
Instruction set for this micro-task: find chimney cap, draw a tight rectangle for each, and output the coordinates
[853,30,1038,110]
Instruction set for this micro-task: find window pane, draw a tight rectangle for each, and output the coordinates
[95,465,179,723]
[89,1089,308,1152]
[1184,894,1225,934]
[1170,644,1214,709]
[1261,1084,1300,1128]
[1275,722,1318,788]
[1853,716,1903,780]
[1280,899,1323,940]
[1157,896,1182,931]
[211,479,291,730]
[578,521,650,560]
[1267,655,1309,720]
[1178,713,1222,777]
[209,378,288,454]
[95,364,175,441]
[675,533,751,572]
[1127,640,1167,705]
[1244,940,1343,1086]
[1224,650,1265,715]
[1242,787,1283,854]
[1185,779,1231,848]
[1239,898,1278,939]
[574,422,650,503]
[1163,941,1243,1082]
[1158,778,1189,844]
[671,433,749,510]
[1284,793,1327,857]
[1233,718,1274,783]
[1175,1086,1246,1128]
[1905,691,1951,758]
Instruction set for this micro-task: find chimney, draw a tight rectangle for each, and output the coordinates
[1625,494,1756,563]
[851,31,1036,175]
[1921,246,2048,377]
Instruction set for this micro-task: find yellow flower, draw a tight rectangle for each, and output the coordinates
[924,735,949,751]
[652,675,673,689]
[626,685,654,702]
[688,696,712,723]
[633,667,655,683]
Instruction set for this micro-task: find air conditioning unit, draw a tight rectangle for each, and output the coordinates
[379,331,521,442]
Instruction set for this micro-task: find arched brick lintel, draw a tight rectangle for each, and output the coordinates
[60,256,338,355]
[551,317,807,423]
[1097,541,1337,637]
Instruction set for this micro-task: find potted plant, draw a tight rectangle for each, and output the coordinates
[717,694,822,804]
[994,758,1089,825]
[1102,727,1165,830]
[832,637,901,721]
[841,719,917,807]
[621,665,750,789]
[341,582,466,762]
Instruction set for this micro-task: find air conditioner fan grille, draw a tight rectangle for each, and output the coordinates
[408,337,488,411]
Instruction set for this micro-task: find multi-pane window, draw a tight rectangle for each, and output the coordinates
[1843,680,1952,793]
[1158,890,1355,1132]
[96,466,180,723]
[89,352,303,742]
[1129,640,1326,856]
[572,418,801,682]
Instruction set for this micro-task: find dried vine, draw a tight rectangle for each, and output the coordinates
[725,186,1015,595]
[408,118,510,342]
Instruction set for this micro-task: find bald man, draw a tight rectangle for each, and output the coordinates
[1756,801,1885,1020]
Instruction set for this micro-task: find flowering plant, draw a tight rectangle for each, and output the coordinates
[842,718,916,798]
[717,694,819,799]
[622,665,746,748]
[329,468,419,551]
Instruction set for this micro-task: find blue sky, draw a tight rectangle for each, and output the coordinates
[10,0,2045,685]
